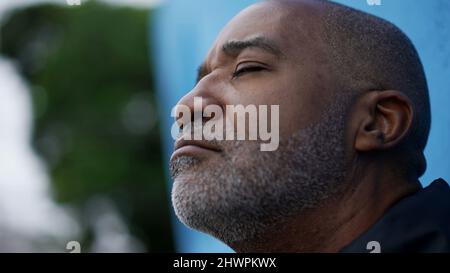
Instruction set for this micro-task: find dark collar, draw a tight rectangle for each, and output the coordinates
[340,179,450,253]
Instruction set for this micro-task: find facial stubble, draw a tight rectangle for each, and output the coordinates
[170,97,350,245]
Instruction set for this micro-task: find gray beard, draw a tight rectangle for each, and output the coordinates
[170,97,350,246]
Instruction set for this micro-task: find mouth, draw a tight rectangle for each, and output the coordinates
[170,139,222,161]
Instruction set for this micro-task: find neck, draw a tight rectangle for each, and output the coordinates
[229,164,421,253]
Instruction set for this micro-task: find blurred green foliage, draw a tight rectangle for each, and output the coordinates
[1,1,174,252]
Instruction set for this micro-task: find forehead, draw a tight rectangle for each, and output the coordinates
[218,3,286,42]
[206,3,293,61]
[204,1,322,65]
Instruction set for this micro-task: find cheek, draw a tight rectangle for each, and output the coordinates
[221,91,301,139]
[221,70,326,139]
[242,86,314,138]
[275,71,332,137]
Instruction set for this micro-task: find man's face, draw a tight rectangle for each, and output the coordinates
[169,2,350,245]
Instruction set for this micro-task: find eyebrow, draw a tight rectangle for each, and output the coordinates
[222,36,283,57]
[196,36,283,83]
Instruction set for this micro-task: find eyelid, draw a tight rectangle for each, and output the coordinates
[232,61,269,78]
[235,60,268,69]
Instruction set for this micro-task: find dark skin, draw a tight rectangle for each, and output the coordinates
[175,1,421,252]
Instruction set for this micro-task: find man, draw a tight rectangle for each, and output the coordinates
[169,0,450,252]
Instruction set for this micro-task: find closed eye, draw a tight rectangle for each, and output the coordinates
[232,65,267,79]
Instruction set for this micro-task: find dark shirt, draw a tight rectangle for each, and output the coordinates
[340,178,450,253]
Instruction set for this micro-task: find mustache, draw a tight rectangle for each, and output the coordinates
[174,120,227,149]
[174,132,223,146]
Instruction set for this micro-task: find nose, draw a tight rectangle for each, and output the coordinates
[173,81,223,130]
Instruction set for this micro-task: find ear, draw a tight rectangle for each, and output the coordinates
[355,90,414,152]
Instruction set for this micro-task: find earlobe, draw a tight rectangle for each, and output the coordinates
[354,90,414,152]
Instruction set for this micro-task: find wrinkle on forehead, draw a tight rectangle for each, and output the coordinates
[203,0,328,68]
[203,2,286,68]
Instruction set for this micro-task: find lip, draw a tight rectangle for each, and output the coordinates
[170,139,222,161]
